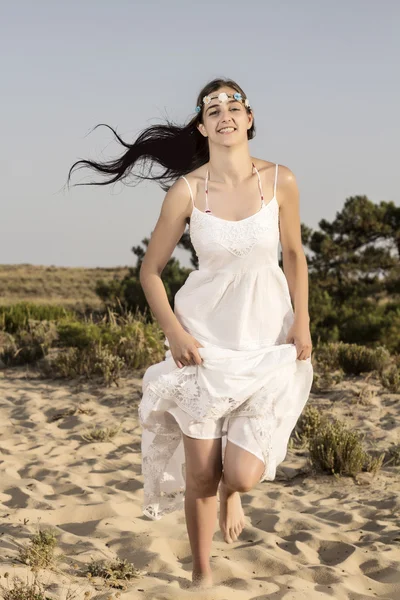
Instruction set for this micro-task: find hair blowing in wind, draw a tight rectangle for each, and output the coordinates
[67,78,255,192]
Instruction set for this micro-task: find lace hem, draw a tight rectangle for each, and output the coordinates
[139,361,303,520]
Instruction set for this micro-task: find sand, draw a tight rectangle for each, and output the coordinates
[0,366,399,599]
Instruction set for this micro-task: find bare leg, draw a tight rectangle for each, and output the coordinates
[218,478,246,544]
[219,436,265,544]
[182,433,223,588]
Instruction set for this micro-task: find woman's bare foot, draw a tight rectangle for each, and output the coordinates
[191,568,213,588]
[218,480,246,543]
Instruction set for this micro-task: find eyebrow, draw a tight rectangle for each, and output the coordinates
[206,99,238,113]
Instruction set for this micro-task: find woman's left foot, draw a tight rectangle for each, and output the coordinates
[218,481,246,543]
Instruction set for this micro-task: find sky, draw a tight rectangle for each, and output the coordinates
[1,0,399,269]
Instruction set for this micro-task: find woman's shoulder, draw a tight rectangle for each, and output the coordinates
[254,158,297,189]
[253,158,292,176]
[181,158,295,185]
[179,164,206,185]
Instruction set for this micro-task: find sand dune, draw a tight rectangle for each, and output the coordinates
[0,366,399,599]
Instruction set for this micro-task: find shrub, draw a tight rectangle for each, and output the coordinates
[308,418,384,477]
[56,320,102,349]
[314,342,391,376]
[0,573,49,600]
[311,368,345,393]
[379,364,400,393]
[18,529,58,570]
[81,424,122,443]
[50,343,125,386]
[114,317,166,370]
[0,331,17,365]
[1,321,58,366]
[383,443,400,467]
[313,342,341,371]
[87,558,141,589]
[56,309,165,373]
[0,302,75,334]
[293,406,329,445]
[336,343,391,375]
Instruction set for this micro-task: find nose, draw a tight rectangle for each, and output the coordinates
[220,110,234,125]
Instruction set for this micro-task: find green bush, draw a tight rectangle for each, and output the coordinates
[294,406,329,445]
[0,302,75,334]
[56,320,102,349]
[311,367,345,393]
[313,342,341,371]
[56,310,165,371]
[18,529,58,570]
[87,557,141,588]
[337,343,391,375]
[0,321,58,366]
[308,418,384,477]
[114,318,166,370]
[50,343,125,386]
[379,364,400,393]
[314,341,391,376]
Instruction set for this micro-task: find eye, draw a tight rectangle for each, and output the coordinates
[209,107,240,116]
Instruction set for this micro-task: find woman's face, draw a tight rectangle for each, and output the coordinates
[197,87,253,146]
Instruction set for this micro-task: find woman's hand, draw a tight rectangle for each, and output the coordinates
[167,329,204,368]
[285,318,312,360]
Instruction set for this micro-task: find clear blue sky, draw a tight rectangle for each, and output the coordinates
[1,0,399,269]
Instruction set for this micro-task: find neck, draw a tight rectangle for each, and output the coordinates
[207,145,253,187]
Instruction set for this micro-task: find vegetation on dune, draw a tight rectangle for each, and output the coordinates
[0,195,398,392]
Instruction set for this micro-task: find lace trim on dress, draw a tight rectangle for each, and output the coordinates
[189,200,279,258]
[139,361,297,519]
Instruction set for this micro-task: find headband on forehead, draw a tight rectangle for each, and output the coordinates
[195,91,251,114]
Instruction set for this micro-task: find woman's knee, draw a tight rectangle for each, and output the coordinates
[222,470,258,493]
[186,465,222,495]
[183,434,223,495]
[222,441,265,493]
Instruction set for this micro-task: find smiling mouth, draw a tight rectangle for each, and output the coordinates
[218,127,236,134]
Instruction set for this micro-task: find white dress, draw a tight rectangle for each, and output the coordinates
[139,163,314,520]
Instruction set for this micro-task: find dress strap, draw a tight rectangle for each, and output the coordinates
[274,163,279,198]
[252,163,264,206]
[204,170,211,213]
[181,176,194,209]
[204,162,264,215]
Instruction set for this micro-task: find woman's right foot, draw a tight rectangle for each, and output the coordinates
[191,569,213,588]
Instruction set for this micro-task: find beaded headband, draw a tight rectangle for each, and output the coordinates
[195,91,251,114]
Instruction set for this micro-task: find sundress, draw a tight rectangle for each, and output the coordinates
[139,162,314,520]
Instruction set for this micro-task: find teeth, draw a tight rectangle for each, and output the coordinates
[219,127,235,133]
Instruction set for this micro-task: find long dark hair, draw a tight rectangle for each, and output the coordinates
[67,77,256,192]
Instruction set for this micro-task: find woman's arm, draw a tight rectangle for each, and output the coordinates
[276,165,310,322]
[277,165,312,360]
[139,178,192,337]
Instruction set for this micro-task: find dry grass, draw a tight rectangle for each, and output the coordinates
[0,264,131,311]
[86,558,142,589]
[18,529,59,571]
[81,424,122,443]
[1,571,98,600]
[50,405,96,422]
[0,572,50,600]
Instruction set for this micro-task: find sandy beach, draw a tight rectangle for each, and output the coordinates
[0,366,399,599]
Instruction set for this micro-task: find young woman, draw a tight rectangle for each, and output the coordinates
[68,77,314,589]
